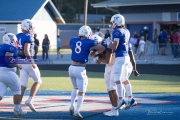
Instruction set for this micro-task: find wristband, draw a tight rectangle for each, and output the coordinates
[95,51,99,55]
[93,56,99,62]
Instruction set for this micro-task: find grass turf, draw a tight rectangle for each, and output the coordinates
[21,70,180,93]
[38,49,71,53]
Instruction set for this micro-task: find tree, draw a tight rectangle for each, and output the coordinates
[52,0,112,23]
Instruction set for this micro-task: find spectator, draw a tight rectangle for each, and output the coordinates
[133,31,139,54]
[140,26,149,54]
[178,27,180,43]
[152,29,158,54]
[167,30,172,55]
[42,34,50,60]
[95,27,104,39]
[34,33,39,59]
[160,28,167,55]
[137,36,147,63]
[57,35,63,59]
[169,31,174,55]
[104,30,111,39]
[92,28,96,35]
[158,30,162,54]
[140,26,149,42]
[172,30,180,60]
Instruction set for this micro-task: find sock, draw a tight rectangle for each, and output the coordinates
[117,84,123,99]
[112,106,116,111]
[70,89,78,107]
[76,95,84,112]
[123,85,126,99]
[14,104,21,111]
[27,96,33,102]
[125,84,133,101]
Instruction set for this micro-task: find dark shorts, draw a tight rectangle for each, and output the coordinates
[57,47,61,51]
[159,41,166,48]
[134,44,139,48]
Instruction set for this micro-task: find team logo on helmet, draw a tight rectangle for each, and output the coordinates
[8,34,14,40]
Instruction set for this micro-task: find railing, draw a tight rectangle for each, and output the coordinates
[33,43,180,65]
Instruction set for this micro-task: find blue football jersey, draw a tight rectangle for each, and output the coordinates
[112,28,130,57]
[70,37,97,63]
[16,33,34,56]
[0,44,17,68]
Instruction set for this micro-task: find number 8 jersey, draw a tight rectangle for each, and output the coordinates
[70,37,97,63]
[16,33,34,56]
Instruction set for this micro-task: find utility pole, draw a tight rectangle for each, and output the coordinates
[102,16,105,28]
[84,0,88,25]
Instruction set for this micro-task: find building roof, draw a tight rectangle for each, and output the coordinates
[91,0,180,8]
[0,0,65,24]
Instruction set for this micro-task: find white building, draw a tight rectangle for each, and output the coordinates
[0,0,65,49]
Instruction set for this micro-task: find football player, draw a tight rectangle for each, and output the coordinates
[16,19,42,112]
[107,14,137,116]
[0,33,27,116]
[91,37,120,116]
[68,25,105,118]
[92,40,140,116]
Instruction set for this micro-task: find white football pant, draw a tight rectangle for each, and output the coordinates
[104,64,116,91]
[0,67,21,99]
[20,64,42,88]
[114,56,131,82]
[68,65,88,92]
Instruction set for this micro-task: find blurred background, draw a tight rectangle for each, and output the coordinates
[0,0,180,65]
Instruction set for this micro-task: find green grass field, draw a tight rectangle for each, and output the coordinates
[23,70,180,93]
[38,49,71,53]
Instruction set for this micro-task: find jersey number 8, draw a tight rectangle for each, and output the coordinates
[75,41,82,54]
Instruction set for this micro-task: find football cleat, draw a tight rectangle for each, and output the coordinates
[14,108,27,117]
[103,110,119,117]
[73,111,83,119]
[103,109,113,115]
[116,99,126,110]
[69,106,75,115]
[125,98,137,110]
[25,100,37,112]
